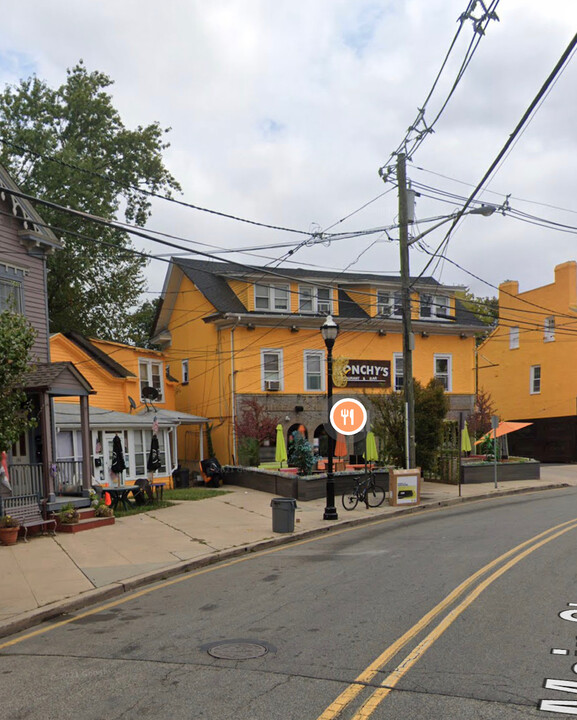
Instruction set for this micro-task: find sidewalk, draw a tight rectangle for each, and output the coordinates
[1,465,575,638]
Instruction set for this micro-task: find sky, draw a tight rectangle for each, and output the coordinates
[1,1,576,301]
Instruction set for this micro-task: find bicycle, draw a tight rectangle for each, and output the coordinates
[341,473,386,510]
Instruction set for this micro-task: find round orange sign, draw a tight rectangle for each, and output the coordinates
[329,398,367,436]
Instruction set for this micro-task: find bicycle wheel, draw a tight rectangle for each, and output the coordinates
[366,484,386,507]
[342,489,359,510]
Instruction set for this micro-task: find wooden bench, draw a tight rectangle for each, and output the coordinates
[2,494,57,542]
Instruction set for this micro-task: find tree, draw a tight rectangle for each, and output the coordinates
[235,398,279,446]
[370,379,449,473]
[457,290,498,326]
[469,388,498,440]
[0,310,37,453]
[124,298,161,348]
[288,432,314,475]
[0,61,181,340]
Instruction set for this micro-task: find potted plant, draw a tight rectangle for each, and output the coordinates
[57,502,80,525]
[90,491,114,518]
[0,514,21,546]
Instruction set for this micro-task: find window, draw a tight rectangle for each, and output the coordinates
[377,291,392,316]
[139,359,164,401]
[134,429,167,476]
[262,349,283,391]
[254,283,289,311]
[420,293,450,319]
[393,352,404,391]
[298,286,333,314]
[393,291,403,318]
[304,351,324,391]
[181,359,189,384]
[530,365,541,394]
[434,354,452,391]
[510,326,519,350]
[0,277,23,313]
[544,316,555,342]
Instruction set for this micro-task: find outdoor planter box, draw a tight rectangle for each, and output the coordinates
[223,466,390,501]
[461,460,540,484]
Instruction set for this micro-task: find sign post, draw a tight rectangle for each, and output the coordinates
[491,415,499,489]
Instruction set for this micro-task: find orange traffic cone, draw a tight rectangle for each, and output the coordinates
[104,491,112,506]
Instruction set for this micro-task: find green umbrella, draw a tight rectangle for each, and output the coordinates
[364,431,379,462]
[275,424,288,467]
[461,422,472,453]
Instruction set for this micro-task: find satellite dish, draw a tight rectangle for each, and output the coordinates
[142,386,160,400]
[128,396,137,411]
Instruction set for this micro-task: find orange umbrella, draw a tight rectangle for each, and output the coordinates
[475,421,532,444]
[334,433,348,459]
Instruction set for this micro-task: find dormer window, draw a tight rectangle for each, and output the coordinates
[254,283,290,311]
[139,359,164,402]
[377,290,402,317]
[298,286,332,314]
[420,293,450,319]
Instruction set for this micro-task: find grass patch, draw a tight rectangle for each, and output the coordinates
[112,487,229,518]
[114,500,174,518]
[164,487,230,501]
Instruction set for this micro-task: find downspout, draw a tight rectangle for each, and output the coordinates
[230,316,241,465]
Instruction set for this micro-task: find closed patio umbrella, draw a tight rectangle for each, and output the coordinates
[275,424,288,467]
[364,431,379,463]
[111,434,126,486]
[147,434,161,476]
[334,433,348,459]
[461,423,472,453]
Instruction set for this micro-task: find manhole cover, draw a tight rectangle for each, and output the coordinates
[207,642,269,659]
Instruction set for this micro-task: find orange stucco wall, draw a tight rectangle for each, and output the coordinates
[478,262,577,420]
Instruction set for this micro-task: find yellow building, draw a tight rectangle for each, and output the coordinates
[478,261,577,462]
[152,259,484,465]
[50,333,206,488]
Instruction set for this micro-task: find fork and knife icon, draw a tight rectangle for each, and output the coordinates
[340,407,354,426]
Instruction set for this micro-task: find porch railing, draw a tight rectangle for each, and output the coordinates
[6,460,86,498]
[6,464,44,497]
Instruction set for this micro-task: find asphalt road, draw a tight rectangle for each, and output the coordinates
[2,487,577,719]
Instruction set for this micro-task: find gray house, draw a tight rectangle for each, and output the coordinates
[0,164,93,503]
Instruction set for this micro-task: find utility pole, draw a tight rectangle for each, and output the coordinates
[398,153,416,468]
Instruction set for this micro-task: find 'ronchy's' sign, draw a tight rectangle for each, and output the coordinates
[334,359,391,388]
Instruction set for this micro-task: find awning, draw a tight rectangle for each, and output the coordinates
[137,408,207,425]
[475,421,533,444]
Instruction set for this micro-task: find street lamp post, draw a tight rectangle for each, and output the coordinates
[397,152,496,469]
[321,315,339,520]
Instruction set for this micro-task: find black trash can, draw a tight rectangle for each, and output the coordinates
[270,498,297,533]
[172,467,190,489]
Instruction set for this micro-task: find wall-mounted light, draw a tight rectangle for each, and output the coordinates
[295,405,304,413]
[459,332,467,339]
[246,323,255,330]
[421,331,429,338]
[290,325,299,333]
[285,415,291,422]
[378,329,386,336]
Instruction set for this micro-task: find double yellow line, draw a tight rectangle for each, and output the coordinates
[317,517,577,720]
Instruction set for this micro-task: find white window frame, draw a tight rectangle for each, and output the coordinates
[420,293,450,320]
[510,326,519,350]
[393,352,404,392]
[181,359,189,384]
[254,283,290,312]
[304,350,325,392]
[530,365,541,394]
[261,349,283,390]
[0,276,23,313]
[544,316,555,342]
[392,291,403,318]
[377,290,393,317]
[434,354,452,392]
[139,358,165,402]
[298,285,333,314]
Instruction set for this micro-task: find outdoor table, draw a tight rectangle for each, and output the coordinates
[106,485,134,512]
[150,482,166,501]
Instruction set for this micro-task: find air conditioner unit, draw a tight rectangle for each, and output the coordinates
[265,380,280,391]
[317,302,332,314]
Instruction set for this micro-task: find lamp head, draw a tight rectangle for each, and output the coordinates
[321,315,339,347]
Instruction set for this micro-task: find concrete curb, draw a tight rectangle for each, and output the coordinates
[0,481,569,641]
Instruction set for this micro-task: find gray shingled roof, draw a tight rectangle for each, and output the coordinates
[23,362,94,395]
[64,332,136,378]
[172,257,486,328]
